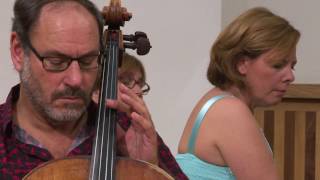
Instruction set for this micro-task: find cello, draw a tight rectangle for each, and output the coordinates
[23,0,173,179]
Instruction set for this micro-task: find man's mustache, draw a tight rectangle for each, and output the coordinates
[51,87,89,103]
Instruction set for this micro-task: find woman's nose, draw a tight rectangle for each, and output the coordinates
[283,68,295,84]
[132,84,143,97]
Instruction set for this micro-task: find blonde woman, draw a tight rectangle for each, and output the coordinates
[176,7,300,180]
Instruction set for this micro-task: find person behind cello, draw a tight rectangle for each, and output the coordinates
[92,52,151,102]
[0,0,187,179]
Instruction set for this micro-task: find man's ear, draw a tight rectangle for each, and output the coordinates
[237,56,250,75]
[10,32,25,72]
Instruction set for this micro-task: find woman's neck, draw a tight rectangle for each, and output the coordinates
[223,86,255,112]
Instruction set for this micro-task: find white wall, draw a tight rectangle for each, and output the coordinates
[0,0,221,153]
[0,1,18,103]
[95,0,221,153]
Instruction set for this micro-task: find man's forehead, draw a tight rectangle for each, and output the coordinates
[41,1,87,14]
[29,1,99,43]
[34,1,97,31]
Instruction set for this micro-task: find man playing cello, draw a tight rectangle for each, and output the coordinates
[0,0,187,179]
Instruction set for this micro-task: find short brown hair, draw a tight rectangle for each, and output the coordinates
[207,7,300,89]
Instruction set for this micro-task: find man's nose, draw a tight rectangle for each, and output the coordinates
[63,61,83,87]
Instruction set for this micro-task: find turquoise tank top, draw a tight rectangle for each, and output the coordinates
[176,95,236,180]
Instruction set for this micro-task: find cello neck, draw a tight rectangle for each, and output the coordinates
[89,1,130,179]
[89,29,122,180]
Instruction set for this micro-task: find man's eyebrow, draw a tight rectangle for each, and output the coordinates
[40,49,100,58]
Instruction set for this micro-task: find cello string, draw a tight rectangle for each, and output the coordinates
[105,40,115,180]
[109,39,118,180]
[89,38,108,180]
[103,40,112,180]
[98,40,110,180]
[103,40,114,180]
[112,41,118,180]
[101,39,118,180]
[91,38,116,180]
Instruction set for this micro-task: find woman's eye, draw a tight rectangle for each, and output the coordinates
[273,64,283,69]
[291,61,297,70]
[272,60,287,70]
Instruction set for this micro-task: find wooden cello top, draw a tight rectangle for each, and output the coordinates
[23,156,174,180]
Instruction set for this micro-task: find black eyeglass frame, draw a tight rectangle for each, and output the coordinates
[26,41,101,72]
[119,77,151,96]
[139,82,151,95]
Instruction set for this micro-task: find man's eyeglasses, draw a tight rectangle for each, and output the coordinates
[26,41,100,72]
[119,76,150,95]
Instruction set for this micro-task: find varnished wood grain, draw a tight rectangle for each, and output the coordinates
[23,157,174,180]
[254,84,320,180]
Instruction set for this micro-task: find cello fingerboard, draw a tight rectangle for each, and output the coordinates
[90,33,119,180]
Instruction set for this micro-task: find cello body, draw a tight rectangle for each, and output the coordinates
[23,156,174,180]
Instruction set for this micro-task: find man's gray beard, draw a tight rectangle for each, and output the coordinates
[19,57,89,124]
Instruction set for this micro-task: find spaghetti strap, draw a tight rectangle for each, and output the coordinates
[187,95,230,153]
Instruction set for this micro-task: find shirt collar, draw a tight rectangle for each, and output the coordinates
[0,84,20,135]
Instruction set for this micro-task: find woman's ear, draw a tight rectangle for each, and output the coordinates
[10,32,25,72]
[237,56,250,75]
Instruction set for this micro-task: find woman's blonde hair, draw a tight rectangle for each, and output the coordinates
[207,7,300,89]
[94,52,146,90]
[119,52,146,83]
